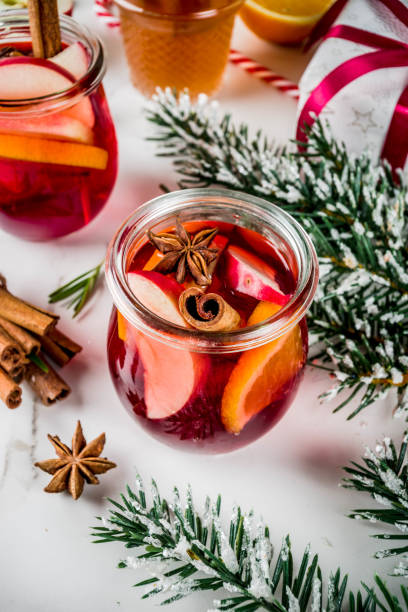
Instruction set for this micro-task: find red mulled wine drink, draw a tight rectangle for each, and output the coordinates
[0,11,117,241]
[106,189,318,453]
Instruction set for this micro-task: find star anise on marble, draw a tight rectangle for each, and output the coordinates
[147,219,219,286]
[34,421,116,500]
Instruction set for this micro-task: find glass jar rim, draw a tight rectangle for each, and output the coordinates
[105,188,319,354]
[114,0,243,21]
[0,9,105,115]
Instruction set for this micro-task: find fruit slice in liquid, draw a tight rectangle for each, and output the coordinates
[221,301,303,433]
[0,133,108,169]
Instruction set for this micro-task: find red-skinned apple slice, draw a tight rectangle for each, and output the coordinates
[58,0,74,15]
[138,335,208,419]
[127,271,186,327]
[0,57,94,127]
[127,270,208,419]
[0,114,92,144]
[225,245,291,306]
[50,42,89,81]
[0,0,73,14]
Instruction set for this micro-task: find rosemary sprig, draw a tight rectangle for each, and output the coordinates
[343,432,408,577]
[48,261,103,318]
[92,475,407,611]
[28,352,49,373]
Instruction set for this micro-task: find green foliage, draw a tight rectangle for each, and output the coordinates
[343,433,408,576]
[48,261,103,318]
[147,89,408,419]
[92,475,408,610]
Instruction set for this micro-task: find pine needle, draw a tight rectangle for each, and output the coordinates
[343,432,408,576]
[145,89,408,419]
[92,475,407,611]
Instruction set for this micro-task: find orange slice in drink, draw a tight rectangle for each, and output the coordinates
[240,0,335,44]
[221,301,303,434]
[0,133,108,169]
[117,311,128,342]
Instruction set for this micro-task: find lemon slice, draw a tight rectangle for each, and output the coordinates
[240,0,335,44]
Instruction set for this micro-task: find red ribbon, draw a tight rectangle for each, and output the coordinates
[297,0,408,174]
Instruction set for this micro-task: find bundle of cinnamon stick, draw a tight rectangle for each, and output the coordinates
[0,275,82,409]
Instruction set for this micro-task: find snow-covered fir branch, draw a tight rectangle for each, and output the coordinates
[147,89,408,418]
[92,474,408,611]
[343,433,408,577]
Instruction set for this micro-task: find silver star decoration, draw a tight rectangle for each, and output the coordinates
[350,108,378,134]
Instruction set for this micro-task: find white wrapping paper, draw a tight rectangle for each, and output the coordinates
[297,0,408,166]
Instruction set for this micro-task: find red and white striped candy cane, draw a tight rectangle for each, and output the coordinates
[93,0,299,100]
[229,49,299,99]
[94,0,120,28]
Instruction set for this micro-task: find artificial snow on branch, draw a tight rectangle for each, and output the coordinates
[92,474,408,611]
[343,432,408,578]
[147,89,408,419]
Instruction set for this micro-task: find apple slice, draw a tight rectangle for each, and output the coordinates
[0,114,92,144]
[50,42,89,81]
[0,57,94,128]
[138,335,207,419]
[0,57,76,99]
[58,0,74,14]
[0,0,73,13]
[225,245,291,306]
[126,271,208,419]
[127,271,186,327]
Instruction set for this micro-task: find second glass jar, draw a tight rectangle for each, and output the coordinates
[115,0,243,98]
[0,11,118,241]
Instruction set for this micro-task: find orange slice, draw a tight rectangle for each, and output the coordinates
[221,301,303,434]
[117,311,128,342]
[144,249,164,272]
[0,133,108,169]
[240,0,335,44]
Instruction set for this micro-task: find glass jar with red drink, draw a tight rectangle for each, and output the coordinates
[0,10,118,241]
[106,189,318,453]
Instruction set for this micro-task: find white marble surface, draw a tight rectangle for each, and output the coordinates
[0,2,405,610]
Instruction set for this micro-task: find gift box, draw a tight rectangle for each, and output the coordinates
[296,0,408,172]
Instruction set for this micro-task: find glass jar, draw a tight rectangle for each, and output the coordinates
[0,10,118,241]
[115,0,243,98]
[106,188,318,453]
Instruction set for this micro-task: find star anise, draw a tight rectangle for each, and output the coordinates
[0,46,25,59]
[34,421,116,500]
[147,219,219,286]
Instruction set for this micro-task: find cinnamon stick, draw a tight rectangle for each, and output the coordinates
[48,328,82,355]
[28,0,61,59]
[12,363,26,384]
[0,316,41,356]
[179,287,241,332]
[0,325,25,374]
[0,366,22,409]
[39,335,70,367]
[38,328,82,367]
[0,279,58,336]
[25,356,71,406]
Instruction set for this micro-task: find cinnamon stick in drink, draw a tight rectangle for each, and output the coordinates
[179,287,241,331]
[0,367,22,409]
[0,325,25,374]
[0,277,58,336]
[28,0,61,59]
[25,356,70,405]
[0,316,41,356]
